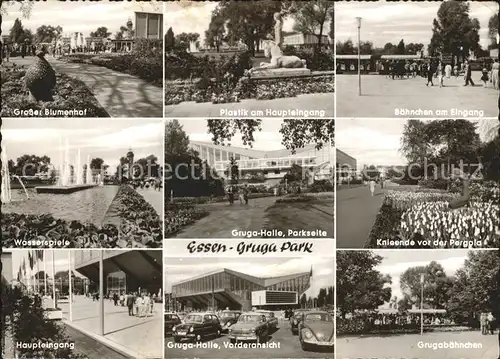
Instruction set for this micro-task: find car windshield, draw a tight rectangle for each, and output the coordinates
[221,312,237,318]
[165,314,180,321]
[257,312,270,318]
[238,315,261,323]
[304,313,333,322]
[184,314,203,323]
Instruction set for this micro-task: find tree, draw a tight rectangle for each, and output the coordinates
[1,1,34,18]
[292,0,334,51]
[206,119,334,154]
[400,261,454,310]
[447,251,500,325]
[216,1,283,56]
[136,155,160,178]
[317,288,327,307]
[336,39,355,55]
[226,157,239,185]
[425,119,480,184]
[488,13,498,49]
[405,42,424,55]
[282,164,309,185]
[205,12,226,52]
[362,165,380,181]
[90,158,104,170]
[174,32,200,52]
[300,293,307,308]
[165,120,224,198]
[14,155,51,176]
[400,120,431,179]
[328,6,334,48]
[165,27,175,52]
[9,18,25,43]
[396,39,405,55]
[35,25,63,43]
[336,251,392,317]
[90,27,111,38]
[479,137,500,181]
[428,2,481,58]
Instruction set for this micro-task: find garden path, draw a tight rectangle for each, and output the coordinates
[47,57,163,118]
[136,188,163,217]
[164,92,334,117]
[336,184,386,248]
[170,196,279,238]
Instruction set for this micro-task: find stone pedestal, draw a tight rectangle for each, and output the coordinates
[250,68,311,79]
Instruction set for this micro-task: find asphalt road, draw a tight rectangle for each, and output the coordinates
[164,320,333,359]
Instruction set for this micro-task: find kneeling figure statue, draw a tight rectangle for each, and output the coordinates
[249,38,307,74]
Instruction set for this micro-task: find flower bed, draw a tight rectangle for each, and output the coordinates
[111,185,162,247]
[368,186,500,248]
[2,185,161,248]
[1,213,121,248]
[165,203,209,237]
[165,75,334,105]
[1,66,109,117]
[170,193,274,205]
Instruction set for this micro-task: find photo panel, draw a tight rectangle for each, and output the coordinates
[335,0,499,118]
[164,0,334,118]
[164,255,335,359]
[163,118,334,242]
[335,118,500,249]
[336,249,500,359]
[2,118,164,248]
[1,249,163,359]
[1,1,163,118]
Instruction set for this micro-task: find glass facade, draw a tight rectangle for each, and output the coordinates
[106,270,126,295]
[265,291,298,304]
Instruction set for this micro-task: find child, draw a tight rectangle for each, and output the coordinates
[481,67,489,87]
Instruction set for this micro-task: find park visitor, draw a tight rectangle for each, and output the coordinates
[369,180,376,196]
[464,60,475,86]
[426,62,434,86]
[126,292,134,316]
[492,59,499,90]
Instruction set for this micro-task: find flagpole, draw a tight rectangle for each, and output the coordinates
[420,273,424,336]
[68,251,73,322]
[52,249,57,308]
[99,250,104,336]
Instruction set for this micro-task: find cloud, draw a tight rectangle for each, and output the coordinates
[336,1,497,48]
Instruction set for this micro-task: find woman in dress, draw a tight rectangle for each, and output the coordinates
[369,180,376,196]
[481,66,489,87]
[437,60,444,87]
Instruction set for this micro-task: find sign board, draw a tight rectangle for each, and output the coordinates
[490,48,498,59]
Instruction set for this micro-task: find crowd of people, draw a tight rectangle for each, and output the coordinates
[87,291,157,318]
[377,58,499,90]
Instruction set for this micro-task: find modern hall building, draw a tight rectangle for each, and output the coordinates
[168,268,312,312]
[336,149,357,182]
[189,141,333,186]
[73,250,162,296]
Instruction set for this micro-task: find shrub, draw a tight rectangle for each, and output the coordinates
[282,47,334,71]
[308,180,334,193]
[165,203,209,237]
[418,178,449,190]
[133,39,163,58]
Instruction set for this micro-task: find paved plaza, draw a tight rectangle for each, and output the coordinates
[136,188,163,217]
[4,56,163,118]
[336,74,498,118]
[164,93,334,117]
[336,185,386,248]
[337,330,499,359]
[58,295,162,359]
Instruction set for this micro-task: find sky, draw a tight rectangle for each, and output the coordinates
[3,249,85,279]
[336,119,488,170]
[164,257,334,298]
[164,2,331,45]
[371,249,477,308]
[175,119,289,151]
[2,119,163,170]
[1,0,162,38]
[335,1,498,50]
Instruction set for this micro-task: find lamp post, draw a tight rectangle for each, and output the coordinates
[356,17,362,96]
[420,273,425,335]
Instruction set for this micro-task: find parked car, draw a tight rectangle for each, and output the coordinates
[219,310,242,332]
[298,311,334,351]
[172,312,222,343]
[255,310,278,331]
[291,309,308,335]
[228,312,269,344]
[164,313,181,336]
